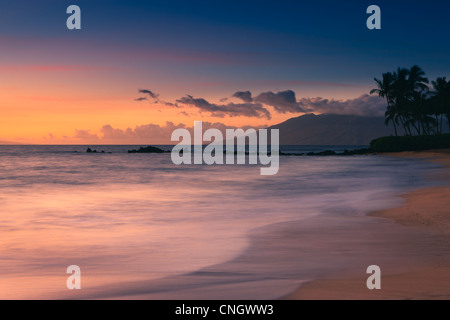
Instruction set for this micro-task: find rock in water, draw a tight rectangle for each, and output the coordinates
[128,146,166,153]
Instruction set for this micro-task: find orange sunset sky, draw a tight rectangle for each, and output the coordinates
[0,39,371,144]
[2,1,448,144]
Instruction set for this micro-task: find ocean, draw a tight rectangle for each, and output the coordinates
[0,145,443,299]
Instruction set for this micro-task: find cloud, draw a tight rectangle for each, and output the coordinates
[164,102,180,108]
[73,129,101,142]
[232,90,385,116]
[178,111,192,117]
[232,91,253,103]
[100,122,186,142]
[70,121,268,144]
[134,88,386,119]
[176,95,271,119]
[298,94,386,117]
[138,89,159,100]
[134,97,148,102]
[254,90,305,113]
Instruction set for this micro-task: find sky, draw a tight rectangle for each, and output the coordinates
[1,0,450,144]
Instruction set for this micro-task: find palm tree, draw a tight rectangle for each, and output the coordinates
[373,66,448,136]
[392,67,412,135]
[391,66,431,135]
[427,93,443,134]
[370,72,398,136]
[407,91,435,135]
[432,77,450,133]
[408,65,429,93]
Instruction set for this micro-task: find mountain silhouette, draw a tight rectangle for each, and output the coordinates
[267,113,402,145]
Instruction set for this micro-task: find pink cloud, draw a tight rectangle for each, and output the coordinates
[73,130,101,142]
[69,121,268,144]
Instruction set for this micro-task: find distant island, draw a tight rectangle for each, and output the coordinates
[267,113,399,145]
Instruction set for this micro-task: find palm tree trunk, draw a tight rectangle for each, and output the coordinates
[447,114,450,132]
[400,115,412,135]
[414,120,420,135]
[386,99,398,136]
[420,120,425,135]
[399,116,407,135]
[435,115,440,134]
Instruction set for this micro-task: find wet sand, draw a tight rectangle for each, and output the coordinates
[285,150,450,300]
[47,150,450,300]
[56,206,450,300]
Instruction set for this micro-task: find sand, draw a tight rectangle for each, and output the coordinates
[285,150,450,300]
[47,150,450,300]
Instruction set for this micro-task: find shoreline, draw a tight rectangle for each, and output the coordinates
[284,150,450,300]
[28,149,450,299]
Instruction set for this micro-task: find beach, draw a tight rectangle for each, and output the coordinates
[0,146,448,299]
[51,150,449,300]
[285,150,450,300]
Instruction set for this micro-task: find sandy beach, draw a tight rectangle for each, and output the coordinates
[285,150,450,300]
[3,148,449,300]
[47,150,450,300]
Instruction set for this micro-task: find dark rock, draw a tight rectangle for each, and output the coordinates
[305,150,336,156]
[340,148,373,155]
[86,148,109,153]
[128,146,166,153]
[280,148,373,157]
